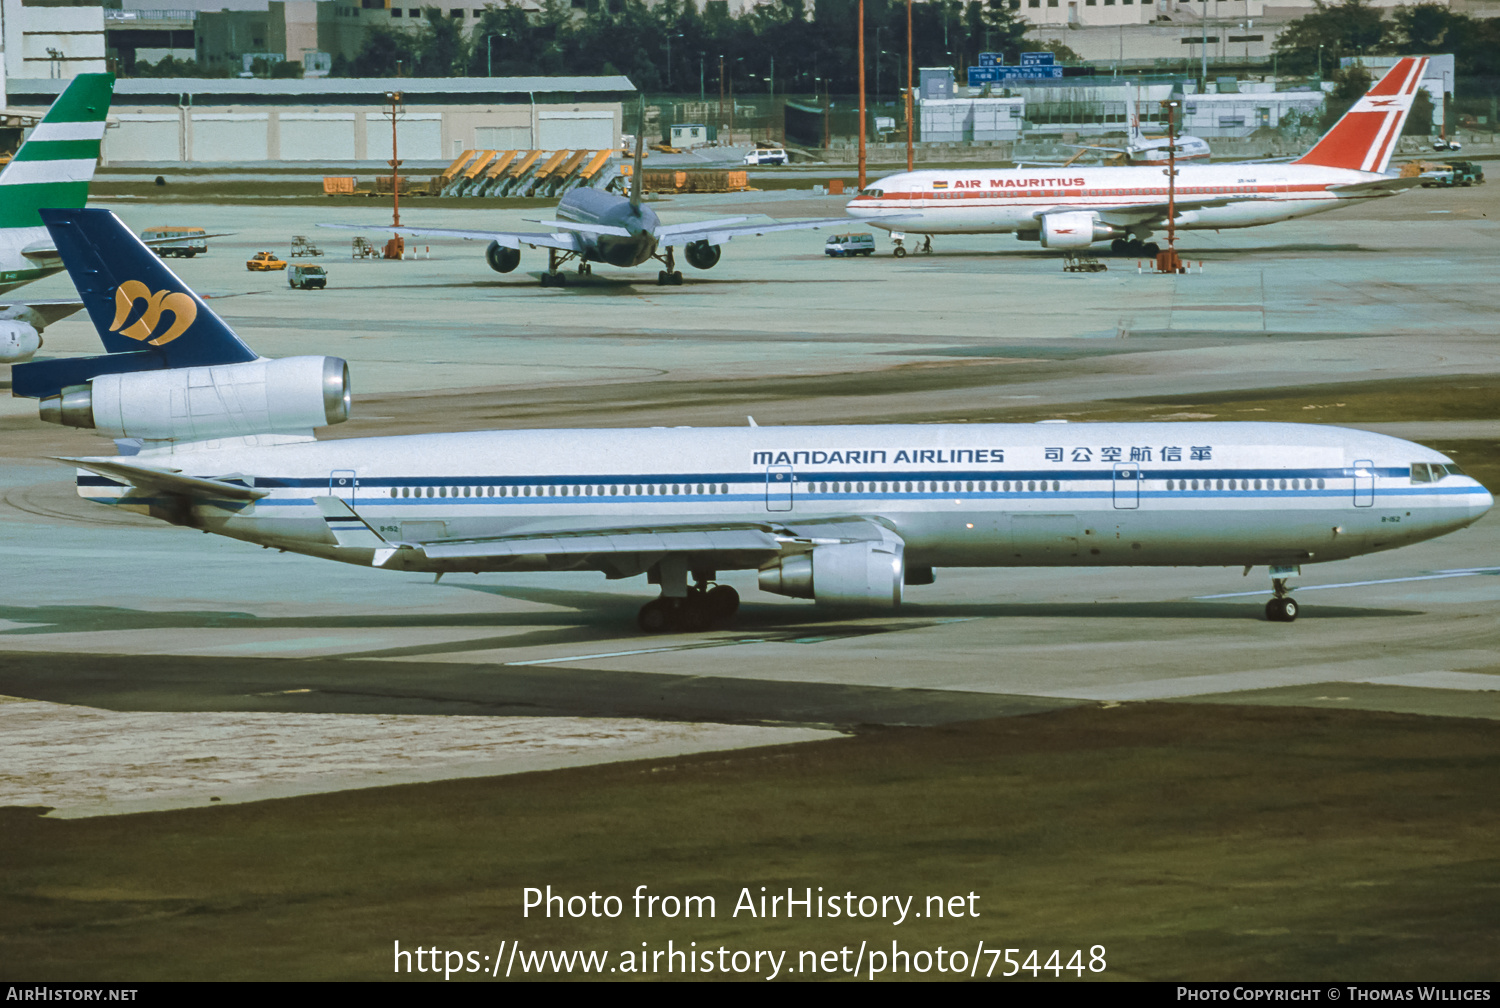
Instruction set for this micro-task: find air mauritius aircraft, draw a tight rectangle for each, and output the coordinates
[322,128,847,287]
[20,208,1490,631]
[0,72,115,364]
[847,58,1428,257]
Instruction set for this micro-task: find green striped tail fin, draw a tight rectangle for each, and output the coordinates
[0,73,115,230]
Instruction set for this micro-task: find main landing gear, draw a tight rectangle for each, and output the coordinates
[1265,575,1299,622]
[1111,238,1160,257]
[655,246,683,286]
[637,560,739,632]
[540,247,573,286]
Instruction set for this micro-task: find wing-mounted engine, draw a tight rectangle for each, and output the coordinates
[1039,211,1121,249]
[39,355,350,442]
[485,240,521,273]
[0,319,40,363]
[758,529,905,607]
[684,240,722,270]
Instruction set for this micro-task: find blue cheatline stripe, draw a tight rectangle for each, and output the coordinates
[230,466,1397,490]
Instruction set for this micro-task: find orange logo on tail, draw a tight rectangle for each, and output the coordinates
[109,280,196,346]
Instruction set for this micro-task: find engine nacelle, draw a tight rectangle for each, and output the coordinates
[485,240,521,273]
[758,539,904,607]
[684,240,722,270]
[39,355,350,441]
[1039,211,1119,249]
[0,320,41,363]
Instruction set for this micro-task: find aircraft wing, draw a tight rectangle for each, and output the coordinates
[1031,194,1242,226]
[317,222,583,253]
[60,457,269,503]
[1326,176,1423,196]
[313,497,894,574]
[0,298,85,327]
[655,216,851,247]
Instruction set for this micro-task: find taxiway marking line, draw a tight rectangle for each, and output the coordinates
[1194,568,1500,599]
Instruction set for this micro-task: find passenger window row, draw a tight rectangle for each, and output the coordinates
[388,483,732,499]
[1165,478,1326,491]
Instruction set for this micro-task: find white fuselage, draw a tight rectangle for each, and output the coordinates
[845,163,1384,237]
[79,422,1491,578]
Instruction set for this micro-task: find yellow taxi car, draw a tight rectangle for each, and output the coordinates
[246,251,287,271]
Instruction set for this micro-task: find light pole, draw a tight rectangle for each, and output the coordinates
[666,32,682,90]
[1317,43,1325,81]
[486,33,506,77]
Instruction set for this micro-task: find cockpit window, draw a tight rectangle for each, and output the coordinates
[1412,462,1460,483]
[1444,463,1466,476]
[859,188,883,197]
[1411,463,1433,483]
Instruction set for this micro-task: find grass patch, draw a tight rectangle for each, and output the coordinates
[2,704,1497,981]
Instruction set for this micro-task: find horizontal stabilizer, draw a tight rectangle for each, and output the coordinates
[60,456,268,502]
[0,298,84,327]
[11,349,166,400]
[522,219,633,237]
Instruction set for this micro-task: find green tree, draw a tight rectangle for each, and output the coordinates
[1274,0,1388,76]
[417,7,467,76]
[350,24,420,77]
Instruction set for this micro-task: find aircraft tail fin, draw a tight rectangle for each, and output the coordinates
[0,73,114,230]
[11,208,258,399]
[1293,57,1429,174]
[629,95,645,210]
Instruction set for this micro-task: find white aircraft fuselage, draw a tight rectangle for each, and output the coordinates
[845,162,1387,237]
[80,422,1491,577]
[556,186,660,267]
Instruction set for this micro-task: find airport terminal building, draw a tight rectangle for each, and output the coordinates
[5,76,633,165]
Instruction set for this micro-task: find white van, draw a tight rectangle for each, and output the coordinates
[824,233,876,257]
[744,148,789,166]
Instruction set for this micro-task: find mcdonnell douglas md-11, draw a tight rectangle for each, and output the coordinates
[17,208,1492,631]
[847,58,1429,258]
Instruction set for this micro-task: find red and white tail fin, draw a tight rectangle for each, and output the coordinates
[1294,57,1428,174]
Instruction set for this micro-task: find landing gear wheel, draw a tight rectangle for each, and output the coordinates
[705,584,740,621]
[541,271,567,287]
[892,246,906,258]
[638,598,670,632]
[1143,242,1161,257]
[673,597,710,632]
[1111,239,1128,255]
[577,262,592,275]
[1265,597,1299,622]
[657,270,683,286]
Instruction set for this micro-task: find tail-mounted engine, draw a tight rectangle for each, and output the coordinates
[39,355,350,441]
[684,240,722,270]
[486,241,521,273]
[758,538,905,607]
[1039,211,1121,250]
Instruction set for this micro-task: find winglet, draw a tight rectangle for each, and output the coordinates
[1293,57,1429,174]
[313,496,391,550]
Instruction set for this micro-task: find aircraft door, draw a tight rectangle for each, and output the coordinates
[1352,459,1375,507]
[330,469,358,505]
[1112,462,1140,509]
[765,465,794,512]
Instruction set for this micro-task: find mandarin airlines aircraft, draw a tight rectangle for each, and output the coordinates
[847,58,1428,258]
[18,209,1491,631]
